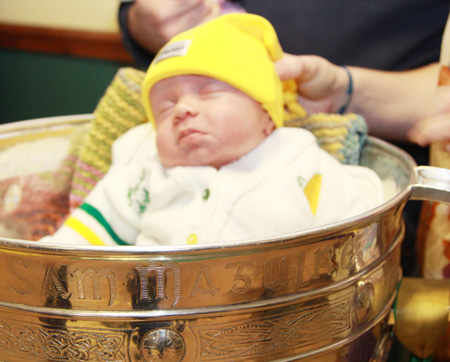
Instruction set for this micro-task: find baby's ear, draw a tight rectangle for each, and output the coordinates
[263,113,276,136]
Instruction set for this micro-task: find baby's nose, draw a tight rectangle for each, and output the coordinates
[174,97,199,121]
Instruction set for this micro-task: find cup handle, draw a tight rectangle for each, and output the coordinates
[409,166,450,203]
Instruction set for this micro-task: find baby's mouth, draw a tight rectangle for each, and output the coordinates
[177,128,205,145]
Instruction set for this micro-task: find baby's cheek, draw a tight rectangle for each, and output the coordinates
[156,132,178,165]
[155,133,169,155]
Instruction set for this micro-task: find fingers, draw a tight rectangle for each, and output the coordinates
[138,0,209,19]
[408,86,450,148]
[130,0,217,52]
[164,2,215,36]
[275,53,305,81]
[408,115,450,146]
[276,54,349,111]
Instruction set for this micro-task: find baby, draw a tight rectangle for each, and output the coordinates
[42,13,383,246]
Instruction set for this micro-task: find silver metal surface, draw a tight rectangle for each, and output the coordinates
[0,115,448,362]
[410,166,450,203]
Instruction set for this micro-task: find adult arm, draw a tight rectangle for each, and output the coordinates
[349,64,440,142]
[276,54,440,142]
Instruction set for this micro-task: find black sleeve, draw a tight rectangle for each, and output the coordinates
[241,0,449,71]
[118,2,155,69]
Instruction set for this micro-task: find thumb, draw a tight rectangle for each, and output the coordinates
[275,53,306,81]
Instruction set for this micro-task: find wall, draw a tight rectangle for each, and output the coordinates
[0,0,135,124]
[0,0,119,32]
[0,49,129,124]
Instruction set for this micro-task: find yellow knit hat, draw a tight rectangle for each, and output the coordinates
[142,13,304,128]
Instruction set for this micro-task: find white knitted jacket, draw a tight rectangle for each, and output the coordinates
[45,124,383,246]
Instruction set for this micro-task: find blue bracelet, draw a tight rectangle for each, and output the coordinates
[338,66,353,114]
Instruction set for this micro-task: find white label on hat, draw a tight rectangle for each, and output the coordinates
[154,40,192,63]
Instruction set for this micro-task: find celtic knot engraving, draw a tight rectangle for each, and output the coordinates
[0,320,126,361]
[192,293,353,361]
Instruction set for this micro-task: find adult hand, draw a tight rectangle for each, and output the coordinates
[408,85,450,151]
[275,54,350,114]
[128,0,220,54]
[277,54,441,142]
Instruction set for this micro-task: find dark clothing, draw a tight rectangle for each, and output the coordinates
[119,2,154,69]
[242,0,449,71]
[119,0,449,71]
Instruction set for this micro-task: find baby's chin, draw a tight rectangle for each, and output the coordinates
[160,153,238,170]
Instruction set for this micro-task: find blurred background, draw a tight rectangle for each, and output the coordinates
[0,0,135,124]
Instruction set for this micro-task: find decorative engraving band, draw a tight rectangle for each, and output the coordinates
[192,292,353,361]
[0,320,127,361]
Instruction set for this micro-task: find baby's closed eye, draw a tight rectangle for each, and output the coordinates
[199,82,230,96]
[156,101,175,116]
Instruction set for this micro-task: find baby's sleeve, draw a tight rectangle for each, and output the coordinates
[41,177,139,246]
[40,124,155,246]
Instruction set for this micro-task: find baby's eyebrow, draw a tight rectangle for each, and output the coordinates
[200,81,230,91]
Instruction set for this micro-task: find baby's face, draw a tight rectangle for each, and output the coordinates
[150,75,274,169]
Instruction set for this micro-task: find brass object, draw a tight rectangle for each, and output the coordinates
[0,115,449,362]
[141,328,187,362]
[395,277,450,359]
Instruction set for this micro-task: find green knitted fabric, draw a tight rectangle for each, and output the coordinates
[69,68,147,210]
[285,112,368,165]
